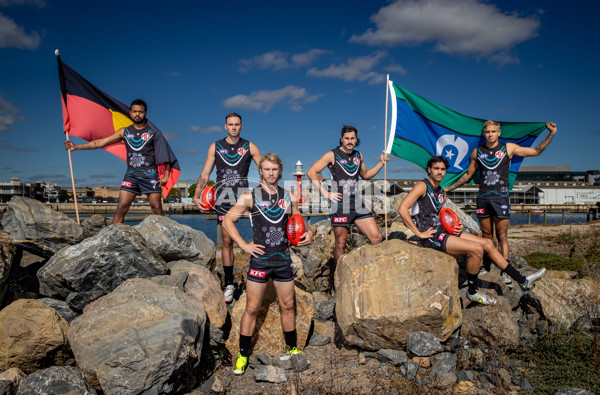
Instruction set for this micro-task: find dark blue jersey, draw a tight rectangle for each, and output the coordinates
[411,178,445,232]
[123,125,158,179]
[477,142,510,198]
[214,138,252,201]
[329,147,361,199]
[249,185,291,262]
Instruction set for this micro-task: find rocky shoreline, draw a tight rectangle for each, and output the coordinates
[0,196,598,394]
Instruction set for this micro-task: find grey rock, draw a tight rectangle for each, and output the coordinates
[399,360,418,381]
[2,197,83,257]
[457,370,475,382]
[377,349,408,366]
[81,214,110,238]
[430,352,457,379]
[291,354,310,372]
[38,297,79,323]
[554,389,595,395]
[255,355,273,366]
[315,299,336,320]
[68,278,205,394]
[461,295,520,350]
[0,380,15,395]
[134,215,216,269]
[309,334,331,346]
[406,331,443,356]
[520,378,534,390]
[478,372,496,385]
[208,325,225,347]
[151,271,188,291]
[435,373,457,389]
[16,366,96,395]
[362,351,378,359]
[273,353,294,370]
[497,368,512,388]
[0,231,17,307]
[253,365,288,383]
[38,224,167,311]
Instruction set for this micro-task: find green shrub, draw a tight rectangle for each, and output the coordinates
[524,252,583,272]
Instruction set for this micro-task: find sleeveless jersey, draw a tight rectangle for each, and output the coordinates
[249,186,292,262]
[411,178,445,232]
[123,125,158,179]
[214,138,252,201]
[476,142,510,198]
[328,147,361,199]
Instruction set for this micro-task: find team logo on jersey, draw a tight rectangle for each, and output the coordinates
[340,159,347,165]
[501,205,508,209]
[439,194,444,204]
[501,187,508,193]
[277,199,288,210]
[121,181,132,187]
[477,208,485,214]
[249,269,266,278]
[353,157,360,165]
[439,233,447,240]
[480,154,488,159]
[126,133,133,139]
[258,201,269,208]
[237,147,248,156]
[219,149,228,154]
[495,151,505,159]
[141,133,150,141]
[333,217,348,223]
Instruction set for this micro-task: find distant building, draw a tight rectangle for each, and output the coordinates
[517,166,600,185]
[0,178,61,203]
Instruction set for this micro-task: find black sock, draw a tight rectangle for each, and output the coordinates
[482,254,492,272]
[467,273,479,295]
[239,334,252,357]
[224,266,234,286]
[503,263,526,284]
[284,330,297,350]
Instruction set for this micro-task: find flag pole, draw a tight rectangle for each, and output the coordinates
[56,49,80,224]
[384,74,389,240]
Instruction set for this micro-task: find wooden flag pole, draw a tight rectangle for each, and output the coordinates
[384,74,389,240]
[65,131,80,224]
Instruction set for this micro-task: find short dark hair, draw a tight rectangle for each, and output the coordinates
[130,99,147,112]
[339,125,360,147]
[225,113,242,123]
[427,155,449,170]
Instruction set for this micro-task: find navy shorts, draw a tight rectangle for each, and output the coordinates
[330,199,373,227]
[419,226,451,253]
[476,196,511,219]
[215,204,233,224]
[247,258,294,284]
[121,175,160,195]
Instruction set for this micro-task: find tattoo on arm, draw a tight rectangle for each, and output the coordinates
[535,133,555,154]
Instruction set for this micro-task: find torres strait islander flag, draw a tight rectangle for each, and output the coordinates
[57,55,180,198]
[385,81,547,189]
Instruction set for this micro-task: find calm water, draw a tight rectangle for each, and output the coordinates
[0,213,591,245]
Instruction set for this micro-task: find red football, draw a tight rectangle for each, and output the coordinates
[200,185,216,210]
[287,214,305,246]
[440,207,461,235]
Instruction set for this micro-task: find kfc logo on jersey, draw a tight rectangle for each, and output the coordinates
[249,269,266,278]
[237,147,248,156]
[353,157,360,165]
[121,181,132,187]
[333,217,348,223]
[477,208,486,214]
[495,151,505,159]
[438,233,447,241]
[218,215,226,222]
[277,199,288,210]
[141,133,150,141]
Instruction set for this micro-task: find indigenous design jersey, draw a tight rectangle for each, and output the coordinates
[411,178,445,232]
[214,138,252,200]
[123,125,158,179]
[476,142,510,198]
[329,147,361,199]
[249,186,291,262]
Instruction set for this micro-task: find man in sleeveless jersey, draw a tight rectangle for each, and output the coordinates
[307,125,389,264]
[446,121,557,278]
[193,113,261,303]
[64,99,171,224]
[223,153,313,375]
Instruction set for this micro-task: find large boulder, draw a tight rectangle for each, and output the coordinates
[169,260,227,328]
[335,239,462,350]
[37,224,167,311]
[0,231,16,306]
[16,366,96,395]
[134,215,216,269]
[68,278,206,394]
[226,283,314,357]
[290,219,335,292]
[461,294,520,349]
[0,299,73,373]
[528,277,600,330]
[1,196,83,257]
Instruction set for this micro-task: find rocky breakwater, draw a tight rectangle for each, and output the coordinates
[0,196,599,394]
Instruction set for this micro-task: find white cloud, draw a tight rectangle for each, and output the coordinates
[163,132,179,140]
[0,94,18,132]
[0,0,45,7]
[291,49,331,67]
[385,64,408,75]
[0,12,41,49]
[238,51,288,73]
[190,125,222,133]
[307,51,386,85]
[350,0,540,64]
[222,85,323,113]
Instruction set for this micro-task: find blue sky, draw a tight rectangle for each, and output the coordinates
[1,0,599,189]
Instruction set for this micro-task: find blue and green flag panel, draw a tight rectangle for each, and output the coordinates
[385,81,547,188]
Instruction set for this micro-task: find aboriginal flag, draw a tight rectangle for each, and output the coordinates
[385,81,546,189]
[57,55,180,198]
